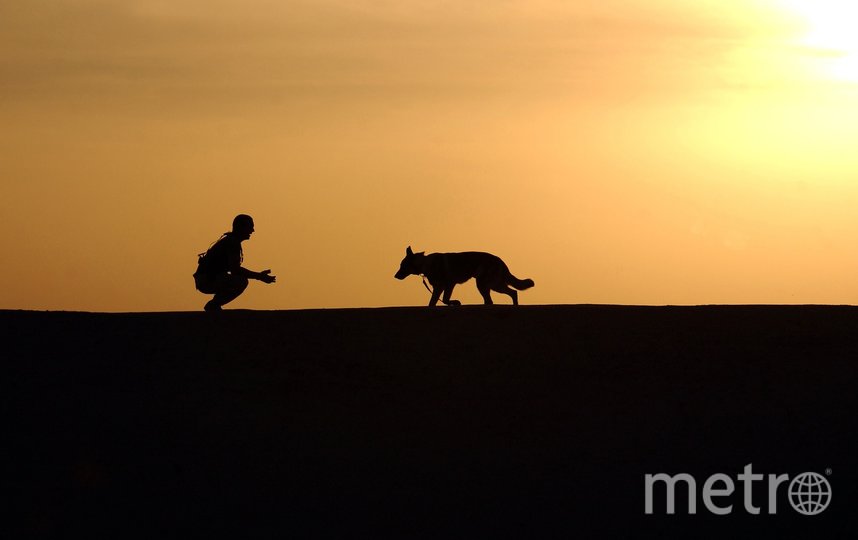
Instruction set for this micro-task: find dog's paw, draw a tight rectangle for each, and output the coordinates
[445,299,461,306]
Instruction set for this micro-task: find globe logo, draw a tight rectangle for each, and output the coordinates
[788,472,832,516]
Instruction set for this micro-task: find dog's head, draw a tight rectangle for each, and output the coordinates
[394,246,423,280]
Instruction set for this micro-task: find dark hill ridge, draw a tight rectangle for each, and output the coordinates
[5,305,857,538]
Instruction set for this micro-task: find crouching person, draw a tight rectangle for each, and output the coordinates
[194,214,276,311]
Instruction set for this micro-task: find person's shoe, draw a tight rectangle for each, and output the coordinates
[204,300,222,312]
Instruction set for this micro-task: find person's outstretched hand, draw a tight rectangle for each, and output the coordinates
[259,269,276,284]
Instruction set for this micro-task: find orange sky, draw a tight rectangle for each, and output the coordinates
[2,0,858,311]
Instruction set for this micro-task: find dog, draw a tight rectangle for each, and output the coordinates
[394,246,534,306]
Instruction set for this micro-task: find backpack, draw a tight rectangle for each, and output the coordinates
[194,234,227,277]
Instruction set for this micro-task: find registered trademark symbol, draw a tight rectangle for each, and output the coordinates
[825,468,833,476]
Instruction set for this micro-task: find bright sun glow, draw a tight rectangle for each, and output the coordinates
[783,0,858,81]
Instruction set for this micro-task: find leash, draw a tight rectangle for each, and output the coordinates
[420,274,433,294]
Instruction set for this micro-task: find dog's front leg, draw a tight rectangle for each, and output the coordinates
[442,285,460,306]
[428,286,442,306]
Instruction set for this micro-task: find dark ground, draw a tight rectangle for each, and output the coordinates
[4,305,857,538]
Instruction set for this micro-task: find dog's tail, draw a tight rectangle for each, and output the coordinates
[508,274,535,290]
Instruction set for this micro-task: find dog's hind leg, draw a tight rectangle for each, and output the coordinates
[493,284,518,305]
[477,280,494,305]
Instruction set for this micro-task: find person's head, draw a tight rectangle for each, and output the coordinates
[232,214,255,240]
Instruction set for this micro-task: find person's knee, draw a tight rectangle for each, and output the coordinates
[234,276,249,293]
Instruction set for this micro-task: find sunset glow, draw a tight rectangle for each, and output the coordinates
[783,0,858,81]
[2,1,858,311]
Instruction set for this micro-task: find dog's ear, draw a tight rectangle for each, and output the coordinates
[406,246,413,256]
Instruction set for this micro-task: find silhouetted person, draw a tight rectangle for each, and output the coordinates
[194,214,276,311]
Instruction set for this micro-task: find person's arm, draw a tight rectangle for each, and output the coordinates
[255,269,276,283]
[228,246,276,283]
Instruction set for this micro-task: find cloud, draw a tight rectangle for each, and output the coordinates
[0,0,782,111]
